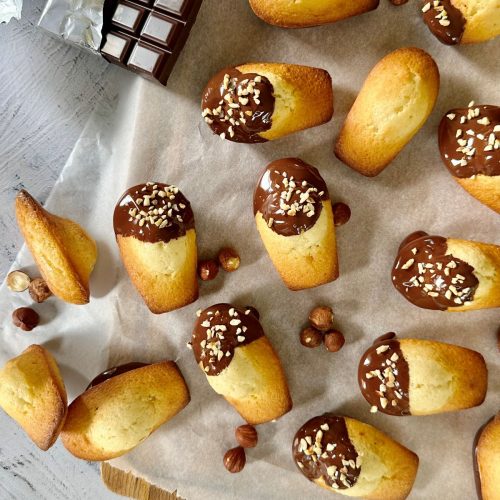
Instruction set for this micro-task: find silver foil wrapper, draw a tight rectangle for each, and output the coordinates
[0,0,22,23]
[38,0,106,53]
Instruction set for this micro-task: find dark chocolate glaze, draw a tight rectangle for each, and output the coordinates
[422,0,465,45]
[392,232,479,310]
[192,304,264,376]
[358,333,410,416]
[253,158,330,237]
[113,182,194,244]
[201,68,275,143]
[473,413,499,500]
[293,414,360,490]
[86,362,148,390]
[439,105,500,178]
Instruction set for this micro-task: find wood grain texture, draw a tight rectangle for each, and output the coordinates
[0,2,118,499]
[0,0,109,277]
[101,463,182,500]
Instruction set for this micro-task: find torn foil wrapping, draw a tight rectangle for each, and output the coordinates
[38,0,105,53]
[0,0,22,23]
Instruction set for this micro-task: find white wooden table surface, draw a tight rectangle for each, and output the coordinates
[0,2,120,498]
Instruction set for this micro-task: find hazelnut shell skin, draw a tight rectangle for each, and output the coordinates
[12,307,40,331]
[324,330,345,352]
[223,446,246,473]
[218,247,241,272]
[308,306,334,331]
[300,327,323,348]
[197,260,219,281]
[235,424,258,448]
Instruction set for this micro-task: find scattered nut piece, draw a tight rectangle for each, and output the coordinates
[12,307,39,331]
[300,327,323,348]
[332,202,351,227]
[324,330,345,353]
[235,424,258,448]
[223,446,246,473]
[309,306,334,331]
[197,259,219,281]
[218,247,240,272]
[7,270,31,292]
[29,278,52,303]
[244,306,260,320]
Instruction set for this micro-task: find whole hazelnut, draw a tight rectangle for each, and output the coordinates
[324,330,345,352]
[197,259,219,281]
[29,278,52,303]
[223,446,246,473]
[235,424,258,448]
[309,306,334,331]
[244,306,260,320]
[332,202,351,227]
[218,247,240,272]
[300,327,323,348]
[7,270,31,292]
[12,307,40,331]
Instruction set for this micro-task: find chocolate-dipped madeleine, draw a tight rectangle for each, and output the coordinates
[254,158,338,290]
[191,303,292,424]
[474,413,500,500]
[113,182,198,314]
[358,333,487,416]
[392,231,500,311]
[438,103,500,213]
[293,414,419,499]
[421,0,500,44]
[201,63,333,143]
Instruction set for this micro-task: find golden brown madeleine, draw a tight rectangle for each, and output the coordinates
[249,0,379,28]
[421,0,500,44]
[113,182,198,314]
[15,190,97,305]
[334,47,439,177]
[61,361,190,461]
[475,413,500,500]
[293,414,419,499]
[438,103,500,213]
[201,63,333,143]
[254,158,338,290]
[0,345,67,450]
[392,231,500,311]
[191,304,292,424]
[358,333,487,416]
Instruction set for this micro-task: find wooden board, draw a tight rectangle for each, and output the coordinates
[101,462,184,500]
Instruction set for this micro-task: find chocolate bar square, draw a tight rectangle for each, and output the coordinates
[101,0,202,85]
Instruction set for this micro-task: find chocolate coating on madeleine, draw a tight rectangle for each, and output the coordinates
[113,183,194,244]
[201,68,275,143]
[439,104,500,178]
[253,158,329,237]
[421,0,465,45]
[192,304,264,376]
[392,233,479,310]
[86,362,148,390]
[358,333,410,416]
[293,414,361,490]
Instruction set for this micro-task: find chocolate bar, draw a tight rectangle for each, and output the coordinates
[100,0,203,85]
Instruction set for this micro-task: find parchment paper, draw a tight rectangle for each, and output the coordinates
[1,1,499,499]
